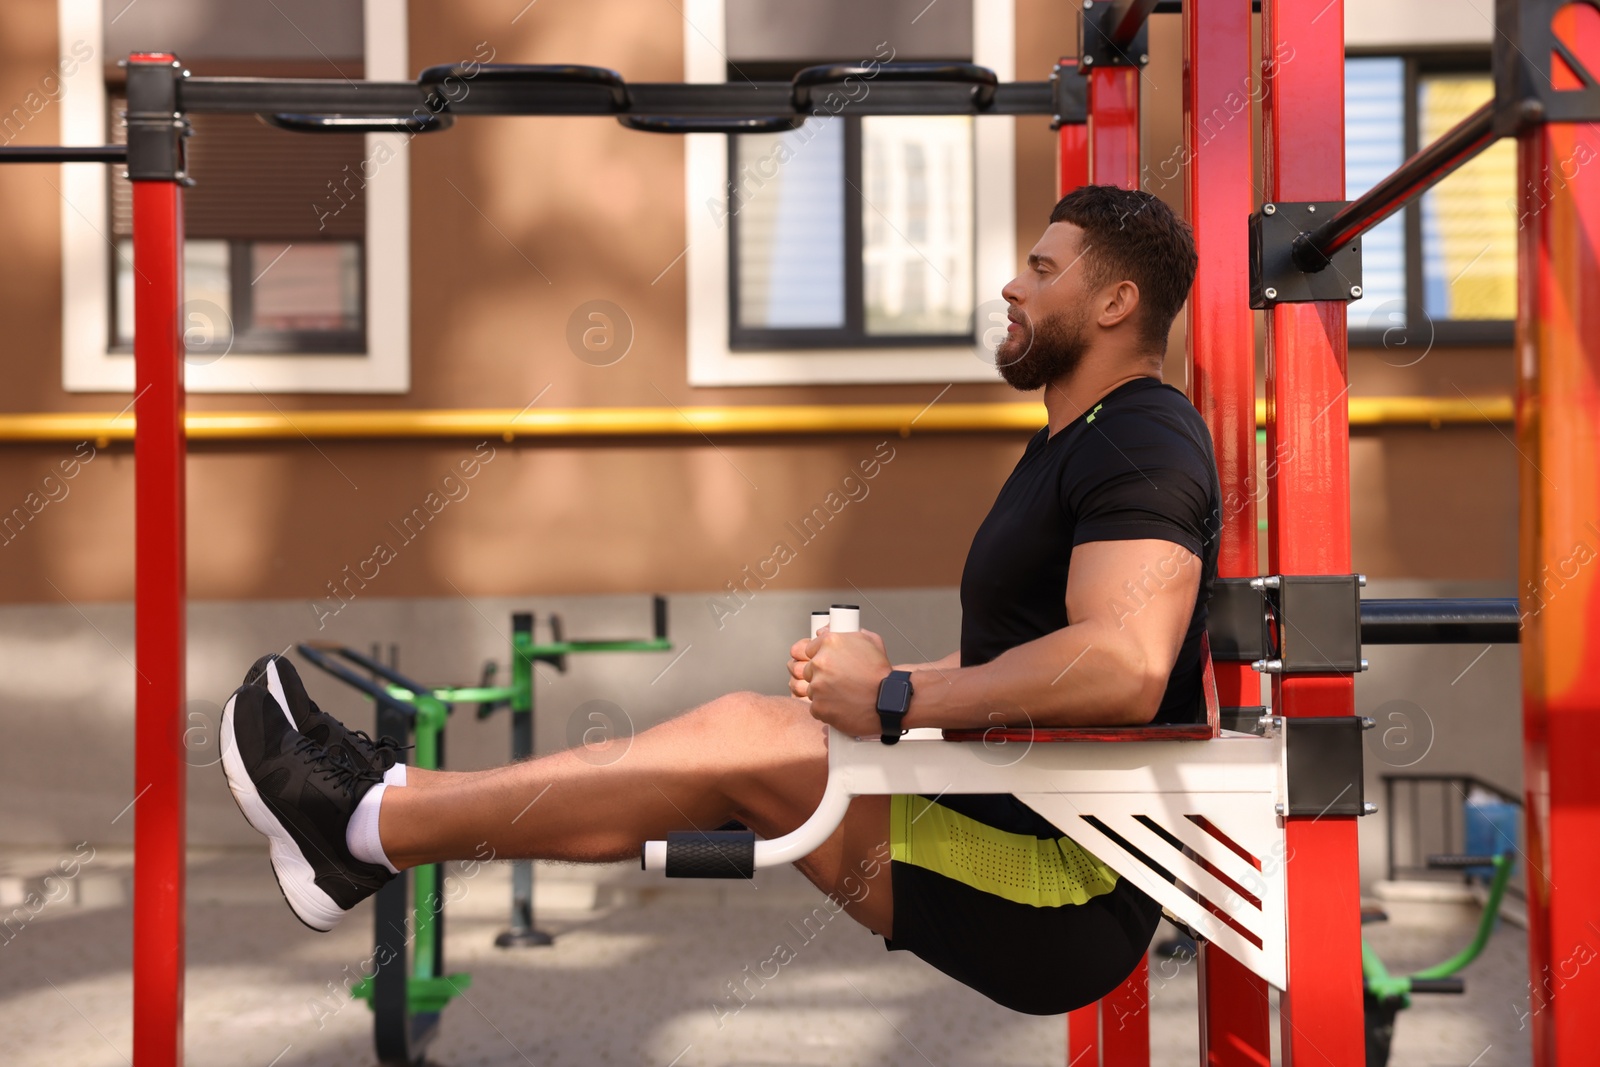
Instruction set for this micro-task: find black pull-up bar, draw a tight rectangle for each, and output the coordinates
[262,112,454,134]
[174,65,1052,119]
[1291,100,1499,273]
[419,63,632,111]
[618,115,804,134]
[791,62,999,111]
[0,145,126,163]
[1359,598,1521,645]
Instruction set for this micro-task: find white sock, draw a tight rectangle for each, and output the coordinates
[383,763,407,787]
[346,783,400,874]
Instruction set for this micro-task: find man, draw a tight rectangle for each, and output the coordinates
[221,183,1216,1016]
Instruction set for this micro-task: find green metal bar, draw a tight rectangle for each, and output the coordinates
[418,686,516,704]
[1363,940,1410,1003]
[1406,854,1515,981]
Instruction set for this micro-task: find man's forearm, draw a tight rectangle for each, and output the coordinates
[891,650,962,674]
[902,624,1162,730]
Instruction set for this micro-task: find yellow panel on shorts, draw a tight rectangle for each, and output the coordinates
[889,794,1119,908]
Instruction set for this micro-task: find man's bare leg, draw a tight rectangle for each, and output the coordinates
[377,691,895,937]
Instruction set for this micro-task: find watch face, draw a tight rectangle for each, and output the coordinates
[879,676,911,710]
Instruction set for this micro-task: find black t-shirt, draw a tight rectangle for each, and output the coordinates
[936,375,1222,839]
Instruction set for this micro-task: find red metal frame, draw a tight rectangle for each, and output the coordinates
[1064,52,1150,1067]
[1515,98,1600,1067]
[1183,1,1274,1061]
[1259,4,1365,1064]
[128,53,188,1067]
[1057,58,1089,197]
[1067,1002,1099,1065]
[1100,955,1151,1066]
[1088,66,1140,189]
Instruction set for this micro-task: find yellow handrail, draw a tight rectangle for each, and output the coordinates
[0,396,1513,444]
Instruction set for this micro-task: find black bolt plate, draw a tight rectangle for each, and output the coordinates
[1208,578,1271,663]
[1276,574,1363,674]
[1051,60,1088,128]
[1284,716,1367,817]
[1249,201,1363,309]
[1078,2,1151,71]
[1493,0,1600,134]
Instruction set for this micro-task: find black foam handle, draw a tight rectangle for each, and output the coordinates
[1409,978,1466,994]
[663,830,756,879]
[653,595,668,640]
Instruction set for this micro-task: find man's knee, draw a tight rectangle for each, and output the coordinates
[697,691,823,753]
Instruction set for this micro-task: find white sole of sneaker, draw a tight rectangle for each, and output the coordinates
[220,690,346,932]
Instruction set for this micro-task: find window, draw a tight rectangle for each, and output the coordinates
[684,0,1016,386]
[727,72,976,350]
[59,0,411,392]
[1345,52,1515,347]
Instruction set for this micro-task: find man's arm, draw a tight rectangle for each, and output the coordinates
[893,651,962,674]
[803,539,1200,732]
[902,538,1200,729]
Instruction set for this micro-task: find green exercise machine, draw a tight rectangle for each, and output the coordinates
[295,595,671,1067]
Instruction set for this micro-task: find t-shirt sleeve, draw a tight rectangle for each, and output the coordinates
[1061,413,1215,558]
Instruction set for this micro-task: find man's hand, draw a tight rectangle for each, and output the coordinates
[799,628,891,736]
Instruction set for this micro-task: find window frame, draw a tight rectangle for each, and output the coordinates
[683,0,1016,386]
[1346,45,1514,350]
[57,0,411,394]
[725,66,977,352]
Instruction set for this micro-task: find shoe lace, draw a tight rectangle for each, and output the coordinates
[346,727,413,757]
[296,738,383,793]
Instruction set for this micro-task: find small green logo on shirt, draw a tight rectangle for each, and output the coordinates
[1086,403,1103,425]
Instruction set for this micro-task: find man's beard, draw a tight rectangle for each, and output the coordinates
[994,305,1091,391]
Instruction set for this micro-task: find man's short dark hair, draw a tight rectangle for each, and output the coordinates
[1048,185,1198,354]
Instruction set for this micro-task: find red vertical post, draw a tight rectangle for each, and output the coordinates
[128,53,187,1067]
[1067,1003,1099,1066]
[1184,0,1273,1062]
[1058,57,1090,197]
[1088,66,1140,189]
[1069,48,1150,1067]
[1515,82,1600,1067]
[1099,955,1151,1067]
[1259,5,1365,1065]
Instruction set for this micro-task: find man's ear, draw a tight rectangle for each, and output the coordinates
[1096,280,1141,329]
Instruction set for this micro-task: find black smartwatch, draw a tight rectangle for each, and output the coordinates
[875,670,915,745]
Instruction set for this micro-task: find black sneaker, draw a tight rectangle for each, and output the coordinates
[243,653,408,777]
[220,683,394,931]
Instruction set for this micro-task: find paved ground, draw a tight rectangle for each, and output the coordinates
[0,849,1531,1066]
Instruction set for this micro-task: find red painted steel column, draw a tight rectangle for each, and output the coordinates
[1515,101,1600,1067]
[1088,66,1140,189]
[1059,57,1090,197]
[1184,2,1273,1063]
[1100,955,1151,1066]
[1067,1003,1099,1066]
[1259,5,1364,1066]
[129,52,187,1067]
[1072,51,1150,1067]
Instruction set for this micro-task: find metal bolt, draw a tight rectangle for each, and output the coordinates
[1263,287,1278,300]
[1084,0,1094,8]
[1360,658,1370,671]
[1350,285,1363,299]
[1274,804,1287,816]
[1358,574,1367,587]
[1359,717,1375,730]
[1307,204,1316,213]
[1081,54,1094,65]
[1362,802,1379,816]
[1263,203,1277,215]
[1139,53,1149,64]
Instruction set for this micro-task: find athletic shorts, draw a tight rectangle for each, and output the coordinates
[883,794,1162,1016]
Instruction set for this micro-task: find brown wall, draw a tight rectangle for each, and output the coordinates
[0,3,1516,605]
